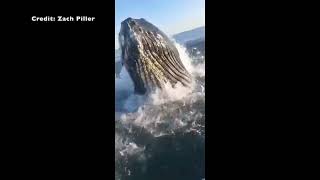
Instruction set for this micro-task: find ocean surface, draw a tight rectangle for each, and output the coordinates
[115,42,205,180]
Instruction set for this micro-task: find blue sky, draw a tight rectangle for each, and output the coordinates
[115,0,205,48]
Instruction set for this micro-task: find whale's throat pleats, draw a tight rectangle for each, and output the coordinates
[120,18,192,95]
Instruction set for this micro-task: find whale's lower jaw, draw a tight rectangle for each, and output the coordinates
[120,18,192,95]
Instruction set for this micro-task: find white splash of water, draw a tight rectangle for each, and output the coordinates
[174,42,194,74]
[115,133,145,157]
[115,42,205,179]
[171,40,205,76]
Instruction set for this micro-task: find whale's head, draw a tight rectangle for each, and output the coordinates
[119,18,191,95]
[119,18,169,51]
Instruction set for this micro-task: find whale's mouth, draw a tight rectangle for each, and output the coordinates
[119,18,192,95]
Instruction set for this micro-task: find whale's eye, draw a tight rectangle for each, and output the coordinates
[138,28,143,32]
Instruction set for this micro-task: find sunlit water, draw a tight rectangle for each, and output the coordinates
[115,43,205,180]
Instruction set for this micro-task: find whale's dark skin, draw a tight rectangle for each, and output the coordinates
[119,18,192,95]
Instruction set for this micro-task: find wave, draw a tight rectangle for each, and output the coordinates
[115,42,205,180]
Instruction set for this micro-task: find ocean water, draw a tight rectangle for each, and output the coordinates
[115,43,205,180]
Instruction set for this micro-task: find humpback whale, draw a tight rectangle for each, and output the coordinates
[118,18,192,95]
